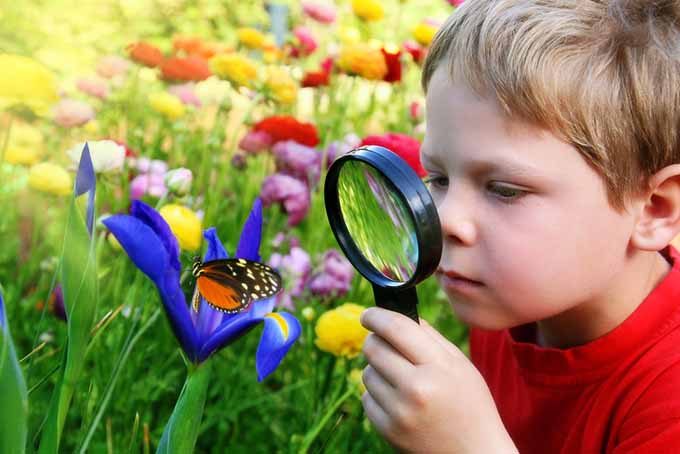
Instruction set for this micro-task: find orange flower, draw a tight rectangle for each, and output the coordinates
[127,42,164,68]
[338,44,388,80]
[160,56,212,82]
[172,36,222,59]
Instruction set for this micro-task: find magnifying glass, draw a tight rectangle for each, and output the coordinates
[324,145,443,323]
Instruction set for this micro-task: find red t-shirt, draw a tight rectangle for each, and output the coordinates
[470,246,680,453]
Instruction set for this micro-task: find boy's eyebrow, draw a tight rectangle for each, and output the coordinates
[464,158,543,179]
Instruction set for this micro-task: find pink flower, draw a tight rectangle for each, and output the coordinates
[325,133,361,167]
[238,130,273,154]
[77,77,109,100]
[53,99,95,128]
[96,55,131,79]
[168,83,202,108]
[273,140,322,184]
[129,173,167,199]
[308,249,354,297]
[270,246,312,297]
[260,173,310,226]
[290,26,318,57]
[448,0,465,6]
[302,2,336,23]
[409,101,424,123]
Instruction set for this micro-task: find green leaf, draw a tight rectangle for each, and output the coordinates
[39,193,98,454]
[0,298,28,454]
[156,362,212,454]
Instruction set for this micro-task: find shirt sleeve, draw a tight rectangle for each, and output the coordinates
[612,361,680,453]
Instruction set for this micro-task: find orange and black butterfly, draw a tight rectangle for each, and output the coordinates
[191,257,283,313]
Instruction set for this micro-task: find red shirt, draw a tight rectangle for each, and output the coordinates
[471,246,680,453]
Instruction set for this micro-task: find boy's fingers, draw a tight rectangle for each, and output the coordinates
[419,318,467,360]
[362,391,391,436]
[361,307,441,365]
[362,365,399,416]
[363,333,415,387]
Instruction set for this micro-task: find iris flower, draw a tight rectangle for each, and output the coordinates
[103,198,301,381]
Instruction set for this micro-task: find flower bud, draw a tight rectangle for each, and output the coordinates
[165,167,193,196]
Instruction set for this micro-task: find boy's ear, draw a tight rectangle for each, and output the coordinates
[631,164,680,251]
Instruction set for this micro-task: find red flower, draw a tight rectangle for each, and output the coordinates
[381,46,402,83]
[254,116,320,147]
[302,57,334,87]
[160,56,212,82]
[359,133,426,177]
[403,40,426,65]
[127,42,164,68]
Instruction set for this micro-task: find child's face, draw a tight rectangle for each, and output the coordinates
[422,67,637,330]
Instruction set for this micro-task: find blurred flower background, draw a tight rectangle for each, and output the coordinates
[0,0,469,452]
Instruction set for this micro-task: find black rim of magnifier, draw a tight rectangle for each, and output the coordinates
[325,145,442,289]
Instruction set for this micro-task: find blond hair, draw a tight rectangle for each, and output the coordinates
[423,0,680,210]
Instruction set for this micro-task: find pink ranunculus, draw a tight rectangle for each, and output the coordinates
[76,77,109,100]
[96,55,131,79]
[292,26,318,56]
[302,2,336,24]
[149,159,168,176]
[448,0,465,6]
[307,249,354,297]
[260,173,310,226]
[147,173,167,197]
[130,174,150,199]
[273,140,322,184]
[238,130,273,154]
[322,249,354,284]
[168,82,202,108]
[53,99,95,128]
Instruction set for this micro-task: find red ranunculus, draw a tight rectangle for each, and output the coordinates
[403,40,426,65]
[302,57,334,87]
[359,133,426,177]
[381,46,402,83]
[254,116,320,147]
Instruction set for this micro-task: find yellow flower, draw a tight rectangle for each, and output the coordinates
[159,204,202,251]
[315,303,369,358]
[28,162,72,196]
[4,122,44,166]
[149,92,185,120]
[264,67,297,105]
[349,368,366,394]
[338,27,361,45]
[209,53,258,89]
[0,54,58,116]
[338,44,388,80]
[412,22,439,46]
[237,27,267,50]
[352,0,384,21]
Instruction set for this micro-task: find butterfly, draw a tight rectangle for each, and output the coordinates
[191,256,283,313]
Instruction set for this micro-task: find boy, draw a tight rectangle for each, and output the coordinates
[360,1,680,452]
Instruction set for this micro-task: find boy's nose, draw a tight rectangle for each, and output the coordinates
[436,191,478,246]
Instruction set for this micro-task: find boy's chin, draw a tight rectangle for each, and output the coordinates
[448,300,518,331]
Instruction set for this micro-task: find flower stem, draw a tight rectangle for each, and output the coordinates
[299,386,354,453]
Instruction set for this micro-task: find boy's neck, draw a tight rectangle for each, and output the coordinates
[535,250,671,349]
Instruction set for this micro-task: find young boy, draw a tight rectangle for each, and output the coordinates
[359,1,680,452]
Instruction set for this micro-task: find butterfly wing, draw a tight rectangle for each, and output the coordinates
[196,258,282,313]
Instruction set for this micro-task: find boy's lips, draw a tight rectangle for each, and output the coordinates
[436,268,484,295]
[436,268,482,284]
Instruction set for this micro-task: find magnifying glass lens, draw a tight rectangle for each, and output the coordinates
[337,160,419,283]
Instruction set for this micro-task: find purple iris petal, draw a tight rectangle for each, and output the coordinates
[192,228,228,340]
[198,315,263,362]
[75,143,96,235]
[235,198,263,261]
[103,215,169,284]
[103,209,199,361]
[130,200,181,274]
[256,312,301,381]
[249,297,276,319]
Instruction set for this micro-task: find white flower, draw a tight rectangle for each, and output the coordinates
[66,140,125,173]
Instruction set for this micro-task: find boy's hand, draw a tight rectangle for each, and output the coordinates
[360,307,518,454]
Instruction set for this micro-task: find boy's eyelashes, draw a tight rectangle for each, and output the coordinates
[423,174,528,203]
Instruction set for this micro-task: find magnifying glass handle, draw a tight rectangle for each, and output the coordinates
[371,284,420,324]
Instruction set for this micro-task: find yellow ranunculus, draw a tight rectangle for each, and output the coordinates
[348,368,366,394]
[0,54,58,116]
[28,162,72,196]
[209,53,258,89]
[237,27,267,49]
[4,122,44,166]
[315,303,369,358]
[149,92,185,120]
[412,22,439,46]
[351,0,384,22]
[338,44,388,81]
[264,67,297,105]
[159,204,202,251]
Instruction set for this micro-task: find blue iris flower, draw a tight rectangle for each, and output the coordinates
[103,198,301,381]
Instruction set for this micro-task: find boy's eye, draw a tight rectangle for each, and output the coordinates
[486,182,525,200]
[423,175,449,189]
